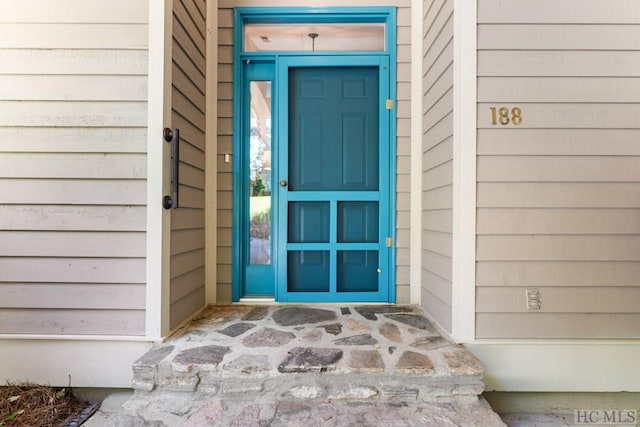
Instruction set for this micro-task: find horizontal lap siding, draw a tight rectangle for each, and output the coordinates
[421,0,453,332]
[170,0,206,328]
[476,0,640,339]
[217,1,411,303]
[396,3,412,303]
[217,7,233,302]
[0,0,148,336]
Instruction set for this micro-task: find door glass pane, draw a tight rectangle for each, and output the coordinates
[288,251,330,292]
[249,81,272,265]
[337,251,378,292]
[338,201,379,243]
[245,24,385,52]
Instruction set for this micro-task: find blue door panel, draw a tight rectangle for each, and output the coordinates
[288,67,379,192]
[288,201,330,243]
[338,201,379,243]
[279,58,390,302]
[337,250,378,292]
[288,251,330,292]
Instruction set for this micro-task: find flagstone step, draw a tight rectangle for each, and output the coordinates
[131,305,485,402]
[113,394,506,426]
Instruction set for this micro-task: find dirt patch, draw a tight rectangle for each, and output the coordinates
[0,384,88,426]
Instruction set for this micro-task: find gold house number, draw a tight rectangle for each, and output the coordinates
[490,106,523,126]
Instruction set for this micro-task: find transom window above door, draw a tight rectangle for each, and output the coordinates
[244,23,386,52]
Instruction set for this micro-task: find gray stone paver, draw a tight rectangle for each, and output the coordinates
[241,327,296,347]
[384,313,437,331]
[241,306,269,321]
[218,322,255,337]
[271,306,337,326]
[379,322,403,342]
[103,305,505,426]
[222,354,271,374]
[333,333,377,345]
[395,350,435,374]
[172,345,230,367]
[278,347,344,372]
[349,349,385,372]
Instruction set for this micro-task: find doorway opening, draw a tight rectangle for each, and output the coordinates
[232,7,397,303]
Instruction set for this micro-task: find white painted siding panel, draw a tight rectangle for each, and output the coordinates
[477,183,640,208]
[0,75,147,101]
[479,24,640,50]
[478,129,640,156]
[0,180,146,205]
[478,51,640,77]
[0,50,148,75]
[477,314,640,339]
[478,77,640,103]
[0,101,147,127]
[0,0,148,23]
[0,309,145,335]
[476,0,640,339]
[0,0,149,336]
[170,0,206,328]
[0,128,147,153]
[0,206,146,231]
[478,156,640,182]
[0,23,148,49]
[477,208,640,235]
[477,261,640,286]
[0,284,145,310]
[0,153,146,179]
[0,258,145,284]
[477,287,640,314]
[478,0,640,24]
[0,232,145,258]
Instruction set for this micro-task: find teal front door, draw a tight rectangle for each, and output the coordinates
[276,56,391,302]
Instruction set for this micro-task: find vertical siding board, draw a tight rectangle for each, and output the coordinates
[476,0,640,339]
[0,0,149,336]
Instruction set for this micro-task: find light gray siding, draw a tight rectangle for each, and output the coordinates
[421,0,453,332]
[170,0,207,329]
[476,0,640,339]
[216,1,411,303]
[0,0,148,335]
[395,3,412,304]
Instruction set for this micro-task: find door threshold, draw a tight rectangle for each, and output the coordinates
[239,297,275,304]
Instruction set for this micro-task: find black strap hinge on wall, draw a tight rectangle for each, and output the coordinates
[163,127,180,209]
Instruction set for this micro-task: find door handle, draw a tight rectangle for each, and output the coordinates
[163,127,180,209]
[279,180,288,187]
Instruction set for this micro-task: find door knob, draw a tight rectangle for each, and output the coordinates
[280,180,288,187]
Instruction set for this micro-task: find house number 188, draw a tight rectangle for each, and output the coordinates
[490,107,523,126]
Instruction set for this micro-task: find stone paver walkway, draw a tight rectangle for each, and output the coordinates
[99,305,505,426]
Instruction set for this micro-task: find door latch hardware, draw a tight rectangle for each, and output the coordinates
[386,99,393,110]
[163,127,180,210]
[386,237,393,247]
